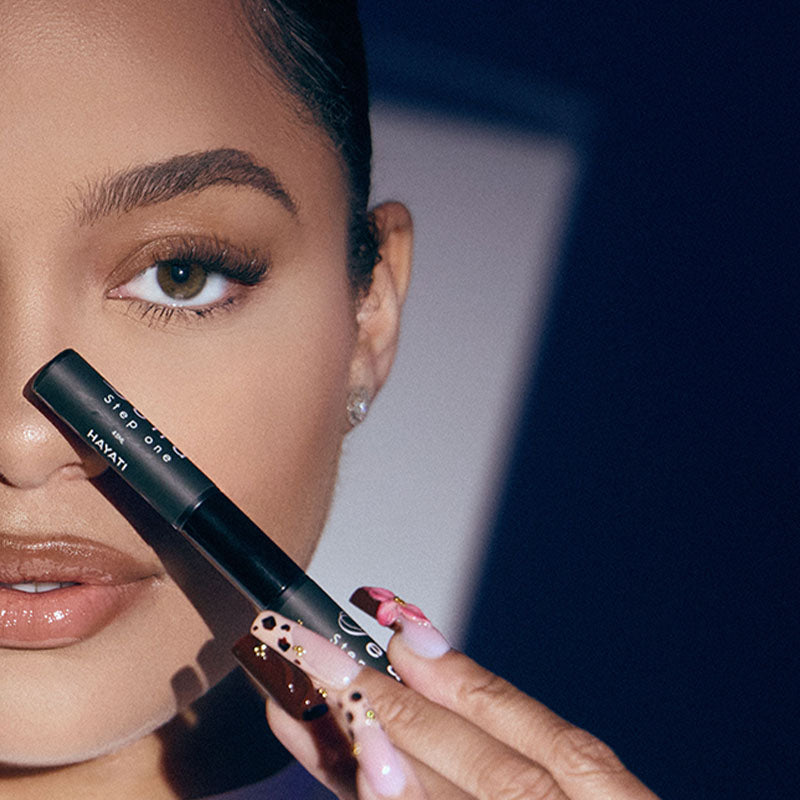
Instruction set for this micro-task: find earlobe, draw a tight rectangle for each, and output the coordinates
[349,201,413,403]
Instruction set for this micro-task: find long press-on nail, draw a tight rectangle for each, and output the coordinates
[249,611,362,690]
[232,633,329,721]
[350,587,451,660]
[337,688,407,797]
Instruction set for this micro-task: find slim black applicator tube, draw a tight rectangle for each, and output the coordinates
[32,349,394,678]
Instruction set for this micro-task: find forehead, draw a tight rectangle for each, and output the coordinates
[0,0,343,225]
[0,0,263,123]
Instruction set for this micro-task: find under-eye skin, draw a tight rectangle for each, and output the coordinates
[107,235,271,327]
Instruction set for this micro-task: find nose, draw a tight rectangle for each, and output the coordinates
[0,351,104,489]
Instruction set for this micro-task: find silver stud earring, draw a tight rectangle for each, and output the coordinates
[346,388,370,427]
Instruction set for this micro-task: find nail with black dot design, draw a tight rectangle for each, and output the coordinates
[249,609,363,691]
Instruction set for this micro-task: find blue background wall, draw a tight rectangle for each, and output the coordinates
[359,3,796,798]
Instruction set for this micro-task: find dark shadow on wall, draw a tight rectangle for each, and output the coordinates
[359,3,797,798]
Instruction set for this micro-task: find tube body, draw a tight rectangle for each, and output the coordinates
[32,349,394,676]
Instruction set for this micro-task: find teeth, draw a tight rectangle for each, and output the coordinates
[0,581,79,593]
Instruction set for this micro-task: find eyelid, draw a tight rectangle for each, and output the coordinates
[105,234,271,327]
[105,234,271,292]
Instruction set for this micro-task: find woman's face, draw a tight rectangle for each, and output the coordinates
[0,0,370,765]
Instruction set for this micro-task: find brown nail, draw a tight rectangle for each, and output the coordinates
[349,587,382,619]
[232,633,328,721]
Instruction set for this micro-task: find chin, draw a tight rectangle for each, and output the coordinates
[0,657,184,769]
[0,704,176,768]
[0,577,240,769]
[0,641,205,769]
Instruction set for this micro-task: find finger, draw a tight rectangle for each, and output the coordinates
[397,758,474,800]
[265,669,435,799]
[352,587,660,800]
[266,679,464,800]
[354,750,429,800]
[354,668,569,800]
[246,609,570,800]
[327,680,473,800]
[267,697,359,800]
[245,606,568,800]
[247,611,427,798]
[234,632,358,797]
[393,648,656,799]
[326,684,422,799]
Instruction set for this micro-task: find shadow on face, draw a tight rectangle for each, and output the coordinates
[0,0,359,778]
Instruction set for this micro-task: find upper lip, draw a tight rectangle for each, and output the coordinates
[0,534,159,586]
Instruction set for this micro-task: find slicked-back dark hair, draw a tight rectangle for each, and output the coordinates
[239,0,378,291]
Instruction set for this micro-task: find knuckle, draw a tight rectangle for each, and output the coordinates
[549,725,626,777]
[370,686,427,734]
[478,756,563,800]
[455,670,512,715]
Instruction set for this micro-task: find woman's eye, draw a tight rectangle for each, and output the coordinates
[112,260,232,307]
[106,237,271,325]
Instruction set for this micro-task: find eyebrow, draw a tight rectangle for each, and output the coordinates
[74,148,298,224]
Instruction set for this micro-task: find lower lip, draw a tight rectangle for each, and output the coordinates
[0,580,153,648]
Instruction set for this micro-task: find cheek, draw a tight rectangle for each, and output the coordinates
[211,313,353,563]
[131,265,357,568]
[0,272,359,766]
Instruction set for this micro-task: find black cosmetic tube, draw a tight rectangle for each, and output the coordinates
[32,349,395,678]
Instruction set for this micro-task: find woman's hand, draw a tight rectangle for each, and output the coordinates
[235,589,659,799]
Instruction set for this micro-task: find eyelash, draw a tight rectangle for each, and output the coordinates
[110,237,270,327]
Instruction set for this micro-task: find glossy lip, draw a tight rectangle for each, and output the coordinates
[0,534,160,649]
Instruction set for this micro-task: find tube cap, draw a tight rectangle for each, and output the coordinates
[32,349,214,527]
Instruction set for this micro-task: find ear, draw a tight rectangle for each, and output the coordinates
[349,201,413,402]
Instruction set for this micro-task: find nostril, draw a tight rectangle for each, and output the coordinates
[59,461,108,481]
[0,416,105,489]
[68,449,109,480]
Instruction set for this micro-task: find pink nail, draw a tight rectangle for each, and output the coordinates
[398,617,450,659]
[350,587,451,660]
[250,611,362,690]
[337,688,407,797]
[356,717,407,796]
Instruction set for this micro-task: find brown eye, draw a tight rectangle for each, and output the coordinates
[156,261,207,300]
